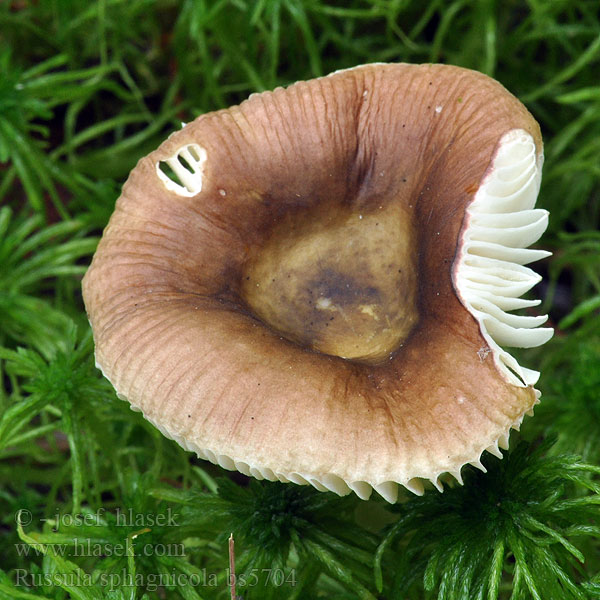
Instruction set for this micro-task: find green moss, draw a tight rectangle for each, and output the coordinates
[375,440,600,599]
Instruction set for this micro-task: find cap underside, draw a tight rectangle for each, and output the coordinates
[454,129,552,389]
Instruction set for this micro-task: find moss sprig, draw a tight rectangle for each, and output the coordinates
[375,439,600,599]
[152,478,379,599]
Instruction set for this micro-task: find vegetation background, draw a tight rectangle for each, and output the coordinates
[0,0,599,598]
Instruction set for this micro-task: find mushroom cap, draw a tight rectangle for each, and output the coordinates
[82,63,552,502]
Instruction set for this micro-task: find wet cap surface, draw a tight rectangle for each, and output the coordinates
[82,63,552,502]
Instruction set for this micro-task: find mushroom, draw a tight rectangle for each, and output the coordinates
[82,63,553,503]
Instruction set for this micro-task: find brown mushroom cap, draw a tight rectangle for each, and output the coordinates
[82,63,552,502]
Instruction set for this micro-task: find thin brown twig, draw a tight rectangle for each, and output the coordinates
[229,532,236,600]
